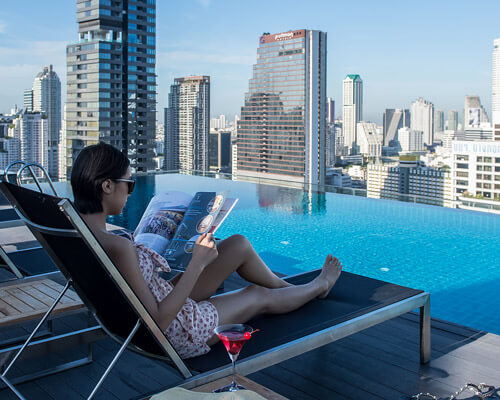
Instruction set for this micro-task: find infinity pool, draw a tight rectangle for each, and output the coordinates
[109,173,500,334]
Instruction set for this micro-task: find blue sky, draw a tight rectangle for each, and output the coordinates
[0,0,499,124]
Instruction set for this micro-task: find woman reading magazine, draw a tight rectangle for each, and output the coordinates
[71,142,343,359]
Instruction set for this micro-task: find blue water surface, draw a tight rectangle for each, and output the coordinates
[109,173,500,334]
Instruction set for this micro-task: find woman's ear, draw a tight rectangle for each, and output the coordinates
[101,179,113,195]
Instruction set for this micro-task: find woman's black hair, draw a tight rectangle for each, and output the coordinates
[71,142,130,214]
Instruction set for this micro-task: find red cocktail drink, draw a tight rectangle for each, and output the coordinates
[213,324,256,392]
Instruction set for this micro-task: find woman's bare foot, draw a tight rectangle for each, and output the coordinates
[317,255,342,299]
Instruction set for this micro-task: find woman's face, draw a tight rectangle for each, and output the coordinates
[104,166,133,215]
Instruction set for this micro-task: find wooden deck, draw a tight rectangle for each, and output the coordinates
[0,271,499,400]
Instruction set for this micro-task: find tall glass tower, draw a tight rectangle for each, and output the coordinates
[66,0,157,175]
[237,29,327,185]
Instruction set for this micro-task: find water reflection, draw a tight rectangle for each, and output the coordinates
[257,184,326,215]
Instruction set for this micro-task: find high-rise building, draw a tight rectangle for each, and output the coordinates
[25,65,61,178]
[9,111,48,172]
[398,127,424,153]
[237,29,327,185]
[342,74,363,155]
[165,76,210,171]
[209,130,231,172]
[493,38,500,141]
[23,89,33,112]
[326,97,335,125]
[447,110,458,131]
[66,0,157,176]
[0,111,22,171]
[383,108,410,147]
[410,98,434,146]
[356,122,382,158]
[434,109,444,135]
[326,124,336,167]
[464,95,489,129]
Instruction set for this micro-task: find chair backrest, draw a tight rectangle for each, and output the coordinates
[0,180,191,378]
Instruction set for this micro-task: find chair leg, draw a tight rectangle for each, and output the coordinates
[419,295,431,364]
[87,319,141,400]
[0,244,24,279]
[0,280,72,399]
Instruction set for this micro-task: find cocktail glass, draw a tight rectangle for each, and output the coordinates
[213,324,254,392]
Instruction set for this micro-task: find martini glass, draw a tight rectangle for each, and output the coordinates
[213,324,254,392]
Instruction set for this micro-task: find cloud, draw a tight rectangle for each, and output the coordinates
[197,0,211,7]
[0,21,6,34]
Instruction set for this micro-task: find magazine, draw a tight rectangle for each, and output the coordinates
[134,191,238,270]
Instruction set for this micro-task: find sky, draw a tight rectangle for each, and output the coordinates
[0,0,499,125]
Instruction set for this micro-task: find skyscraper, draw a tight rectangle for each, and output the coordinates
[26,65,61,178]
[434,109,444,135]
[66,0,157,176]
[464,95,489,129]
[383,108,410,147]
[410,98,434,146]
[493,38,500,141]
[326,97,335,124]
[237,29,327,185]
[165,76,210,171]
[447,110,458,131]
[10,111,48,172]
[342,74,363,155]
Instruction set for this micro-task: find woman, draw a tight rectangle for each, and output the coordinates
[71,142,342,359]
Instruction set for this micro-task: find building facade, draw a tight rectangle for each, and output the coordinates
[65,0,157,176]
[165,76,210,171]
[398,127,424,153]
[237,29,327,185]
[25,65,61,178]
[451,140,500,201]
[367,157,452,207]
[434,109,444,136]
[356,122,382,158]
[383,108,410,147]
[410,98,434,146]
[447,110,458,131]
[493,39,500,141]
[342,74,363,155]
[8,111,49,173]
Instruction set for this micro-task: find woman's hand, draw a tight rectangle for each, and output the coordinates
[190,233,218,270]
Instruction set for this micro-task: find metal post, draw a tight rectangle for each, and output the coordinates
[420,294,431,364]
[87,319,141,400]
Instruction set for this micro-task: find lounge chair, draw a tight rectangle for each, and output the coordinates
[0,180,431,400]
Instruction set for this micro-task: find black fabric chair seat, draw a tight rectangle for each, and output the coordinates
[186,270,423,372]
[6,247,57,275]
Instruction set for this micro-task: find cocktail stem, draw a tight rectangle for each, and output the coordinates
[229,353,238,389]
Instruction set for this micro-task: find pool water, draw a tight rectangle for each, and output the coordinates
[109,173,500,334]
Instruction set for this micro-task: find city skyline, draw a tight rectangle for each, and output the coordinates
[0,0,499,124]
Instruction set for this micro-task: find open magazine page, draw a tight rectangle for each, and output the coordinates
[163,191,227,270]
[210,198,238,234]
[133,191,193,255]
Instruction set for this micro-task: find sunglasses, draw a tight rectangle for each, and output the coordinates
[112,178,135,194]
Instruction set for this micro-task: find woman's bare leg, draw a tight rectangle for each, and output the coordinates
[188,234,291,302]
[206,255,342,345]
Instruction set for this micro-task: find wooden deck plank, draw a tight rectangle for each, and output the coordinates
[7,287,48,310]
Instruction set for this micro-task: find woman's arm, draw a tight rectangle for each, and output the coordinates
[107,233,218,331]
